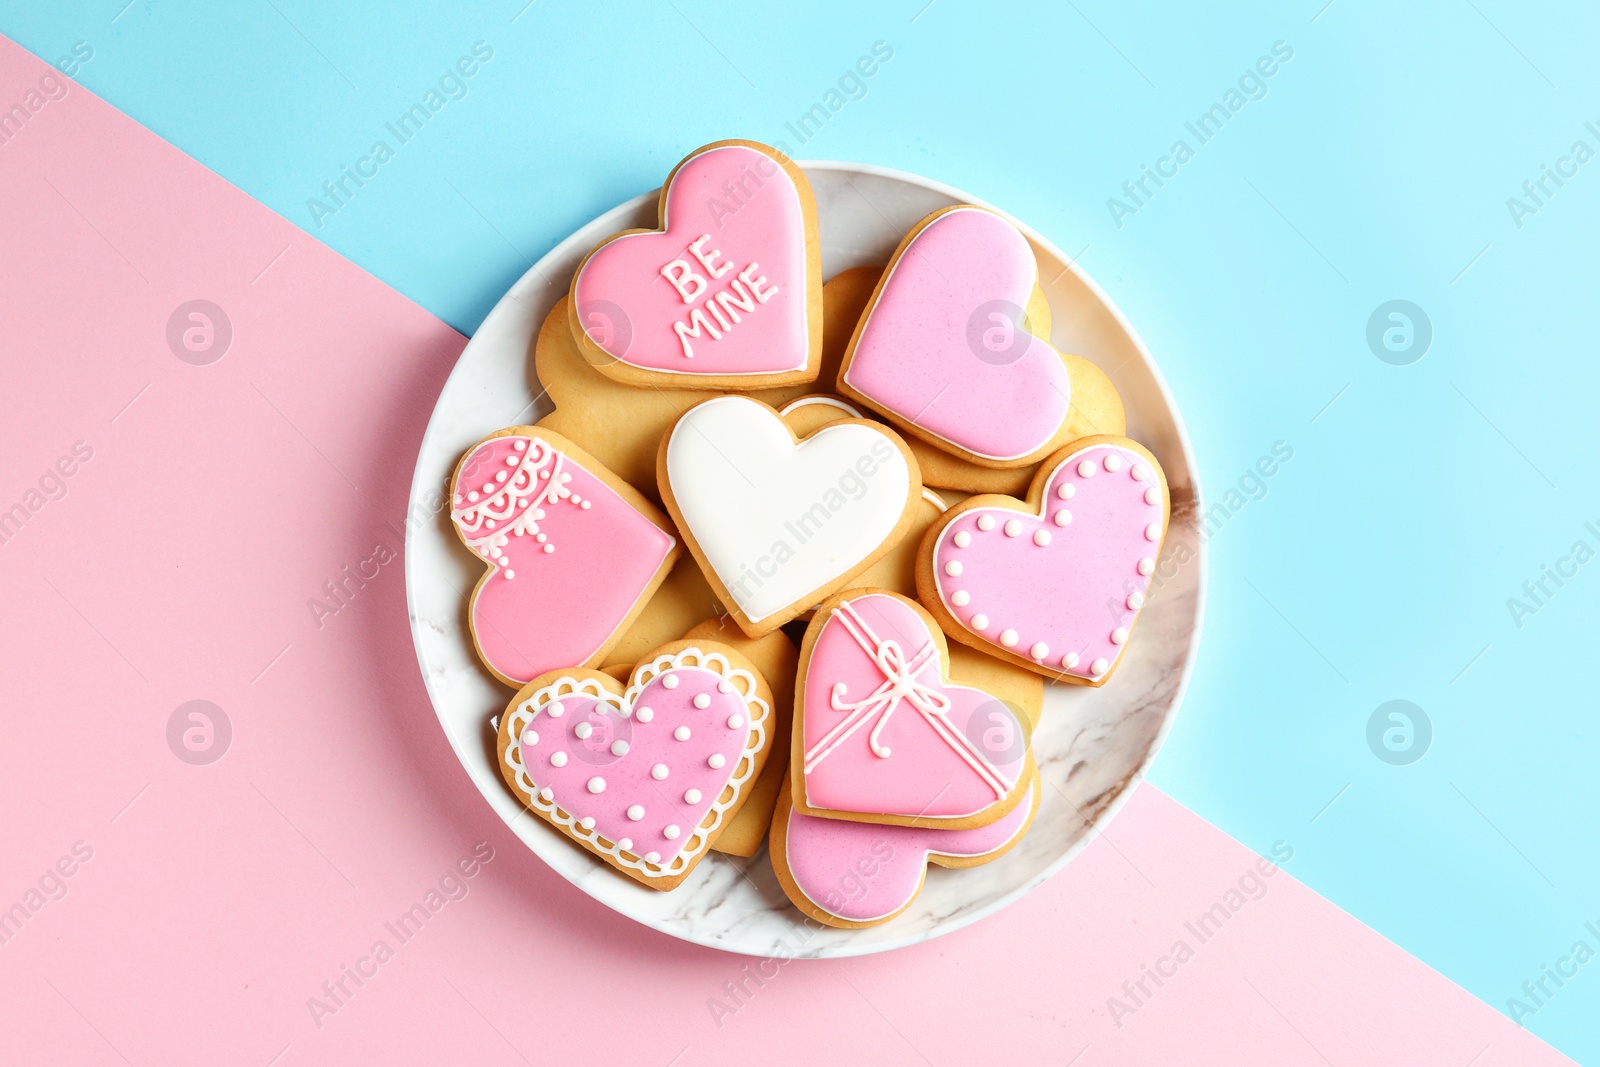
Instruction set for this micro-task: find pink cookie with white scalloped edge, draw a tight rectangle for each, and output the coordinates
[770,775,1039,928]
[792,590,1035,829]
[496,641,773,890]
[917,436,1170,685]
[449,428,680,687]
[837,205,1073,468]
[569,139,823,390]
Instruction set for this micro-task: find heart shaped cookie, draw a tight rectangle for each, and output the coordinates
[838,206,1075,467]
[496,641,773,890]
[569,140,822,390]
[657,395,921,637]
[794,591,1034,827]
[918,436,1169,684]
[770,774,1038,928]
[450,428,679,686]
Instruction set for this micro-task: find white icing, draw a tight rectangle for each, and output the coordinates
[1145,487,1160,506]
[1077,460,1096,477]
[944,561,963,577]
[610,740,630,756]
[1053,510,1071,527]
[1056,483,1074,500]
[1090,658,1109,676]
[651,763,669,780]
[954,530,971,548]
[778,396,863,419]
[1000,629,1018,647]
[977,515,995,531]
[1145,522,1161,542]
[972,614,989,631]
[1128,592,1145,610]
[684,788,702,804]
[627,805,645,821]
[1138,558,1155,575]
[674,726,691,741]
[1030,642,1049,659]
[1033,530,1051,547]
[1112,627,1129,644]
[587,777,606,793]
[951,590,970,607]
[1104,454,1123,472]
[728,714,744,729]
[635,707,653,723]
[662,674,679,690]
[574,722,593,739]
[663,396,914,622]
[1061,652,1079,669]
[693,693,712,709]
[522,729,538,746]
[664,825,681,840]
[1003,519,1022,537]
[550,752,567,768]
[709,753,726,769]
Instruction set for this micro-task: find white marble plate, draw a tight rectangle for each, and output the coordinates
[404,162,1205,958]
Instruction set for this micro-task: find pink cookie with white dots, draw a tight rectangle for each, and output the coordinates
[449,428,681,686]
[496,641,774,890]
[916,436,1170,685]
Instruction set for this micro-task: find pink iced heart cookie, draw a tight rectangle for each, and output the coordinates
[771,776,1038,928]
[794,591,1034,828]
[569,140,822,390]
[922,436,1169,685]
[839,205,1073,467]
[450,429,679,686]
[497,642,772,890]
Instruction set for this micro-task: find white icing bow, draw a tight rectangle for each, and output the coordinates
[803,599,1012,799]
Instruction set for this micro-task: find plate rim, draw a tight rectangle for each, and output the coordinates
[404,158,1207,957]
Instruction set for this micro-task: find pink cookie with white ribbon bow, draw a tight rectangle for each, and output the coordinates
[837,205,1074,468]
[496,641,773,890]
[569,139,823,390]
[450,428,680,687]
[770,774,1039,928]
[917,435,1170,685]
[792,591,1035,829]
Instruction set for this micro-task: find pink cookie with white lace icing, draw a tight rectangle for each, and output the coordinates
[838,205,1073,467]
[919,436,1170,685]
[450,429,680,686]
[771,776,1038,928]
[793,591,1034,828]
[497,642,773,890]
[569,140,823,390]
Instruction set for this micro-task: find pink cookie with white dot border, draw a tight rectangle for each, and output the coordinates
[450,427,681,687]
[495,641,774,890]
[916,435,1170,685]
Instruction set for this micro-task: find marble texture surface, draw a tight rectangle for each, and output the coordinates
[404,163,1205,957]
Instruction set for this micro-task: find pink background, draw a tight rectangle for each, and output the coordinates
[0,37,1571,1065]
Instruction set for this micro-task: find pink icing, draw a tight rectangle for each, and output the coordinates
[514,666,752,864]
[801,593,1027,820]
[932,443,1165,680]
[842,207,1070,461]
[571,144,810,377]
[451,435,674,684]
[784,783,1034,923]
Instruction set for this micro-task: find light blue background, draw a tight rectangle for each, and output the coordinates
[7,0,1596,1059]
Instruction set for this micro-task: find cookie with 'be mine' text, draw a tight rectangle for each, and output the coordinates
[497,641,774,890]
[569,140,823,391]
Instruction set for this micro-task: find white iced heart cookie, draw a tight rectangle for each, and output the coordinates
[657,395,921,637]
